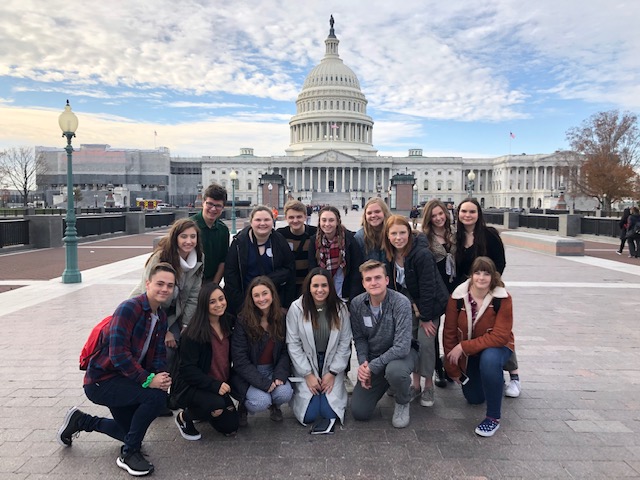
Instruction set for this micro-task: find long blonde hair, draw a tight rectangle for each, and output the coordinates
[360,198,391,254]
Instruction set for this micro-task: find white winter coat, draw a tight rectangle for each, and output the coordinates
[285,297,352,425]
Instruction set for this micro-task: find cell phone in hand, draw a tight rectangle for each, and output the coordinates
[458,373,469,385]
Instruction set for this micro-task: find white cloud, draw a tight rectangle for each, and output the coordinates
[1,0,639,156]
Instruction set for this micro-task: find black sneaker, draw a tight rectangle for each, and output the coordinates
[57,406,84,447]
[269,405,283,423]
[116,448,154,476]
[175,411,201,441]
[238,404,248,427]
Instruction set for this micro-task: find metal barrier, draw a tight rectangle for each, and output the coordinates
[519,215,559,231]
[145,213,175,229]
[0,219,30,247]
[0,208,26,217]
[484,212,504,225]
[580,217,620,238]
[64,215,127,237]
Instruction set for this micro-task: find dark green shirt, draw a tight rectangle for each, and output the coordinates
[191,211,230,281]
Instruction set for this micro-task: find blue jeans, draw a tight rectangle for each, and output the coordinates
[462,347,512,419]
[244,364,293,414]
[303,353,337,424]
[83,376,166,454]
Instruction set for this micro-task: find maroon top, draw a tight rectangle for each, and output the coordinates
[258,337,275,365]
[209,330,230,383]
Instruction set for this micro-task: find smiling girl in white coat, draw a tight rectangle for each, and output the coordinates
[286,268,352,432]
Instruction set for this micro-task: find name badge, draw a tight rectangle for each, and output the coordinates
[363,316,373,328]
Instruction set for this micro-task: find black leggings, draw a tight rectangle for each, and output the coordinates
[184,390,239,435]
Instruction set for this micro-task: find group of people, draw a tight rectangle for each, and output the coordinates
[56,183,519,477]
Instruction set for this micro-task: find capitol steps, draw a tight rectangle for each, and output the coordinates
[309,191,351,208]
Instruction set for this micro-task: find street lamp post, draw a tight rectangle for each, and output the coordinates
[267,182,273,207]
[413,183,418,206]
[94,194,98,208]
[229,170,237,234]
[603,193,608,216]
[467,170,476,198]
[58,100,81,284]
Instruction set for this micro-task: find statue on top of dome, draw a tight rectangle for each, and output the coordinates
[330,15,334,29]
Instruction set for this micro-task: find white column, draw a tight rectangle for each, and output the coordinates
[341,168,346,192]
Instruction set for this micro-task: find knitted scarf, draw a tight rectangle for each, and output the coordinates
[317,231,346,275]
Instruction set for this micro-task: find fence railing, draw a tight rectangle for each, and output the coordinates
[0,219,30,247]
[580,217,620,238]
[145,213,175,229]
[483,212,504,226]
[519,214,559,231]
[64,215,127,237]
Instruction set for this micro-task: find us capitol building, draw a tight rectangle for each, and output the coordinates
[37,18,570,211]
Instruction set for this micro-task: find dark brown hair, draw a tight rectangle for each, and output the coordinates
[146,218,203,281]
[301,268,343,330]
[183,282,233,344]
[239,276,284,342]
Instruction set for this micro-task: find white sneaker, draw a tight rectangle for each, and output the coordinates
[504,379,521,398]
[391,402,410,428]
[344,376,355,394]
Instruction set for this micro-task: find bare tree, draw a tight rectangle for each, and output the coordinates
[561,110,639,210]
[0,147,48,206]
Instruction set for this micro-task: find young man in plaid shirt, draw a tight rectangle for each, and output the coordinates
[57,263,176,477]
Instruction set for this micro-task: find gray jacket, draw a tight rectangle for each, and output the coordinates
[349,288,412,375]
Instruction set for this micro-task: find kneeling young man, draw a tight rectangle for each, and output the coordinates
[57,263,176,477]
[349,260,418,428]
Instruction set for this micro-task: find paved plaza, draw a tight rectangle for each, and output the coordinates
[1,213,639,479]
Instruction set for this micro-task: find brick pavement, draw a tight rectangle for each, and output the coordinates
[0,214,639,478]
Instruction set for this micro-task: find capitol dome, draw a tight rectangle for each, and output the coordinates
[285,17,377,157]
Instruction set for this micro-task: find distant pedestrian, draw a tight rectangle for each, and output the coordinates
[409,206,420,229]
[343,205,348,216]
[617,207,631,255]
[626,207,640,258]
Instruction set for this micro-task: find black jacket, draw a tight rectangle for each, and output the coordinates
[308,228,365,301]
[455,227,505,286]
[386,233,449,322]
[224,227,296,315]
[170,330,231,408]
[229,319,290,402]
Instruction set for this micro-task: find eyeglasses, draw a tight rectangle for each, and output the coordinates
[204,201,225,210]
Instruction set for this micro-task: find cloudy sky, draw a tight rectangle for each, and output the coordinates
[1,0,638,159]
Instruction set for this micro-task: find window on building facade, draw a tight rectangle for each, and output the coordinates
[423,180,429,190]
[248,182,252,190]
[447,181,453,191]
[437,181,443,191]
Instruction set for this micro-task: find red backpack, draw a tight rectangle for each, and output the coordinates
[79,315,112,370]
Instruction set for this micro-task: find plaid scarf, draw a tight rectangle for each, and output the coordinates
[317,232,346,275]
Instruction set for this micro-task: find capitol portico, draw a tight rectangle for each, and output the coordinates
[37,17,579,212]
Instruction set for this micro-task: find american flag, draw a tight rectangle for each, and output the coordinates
[331,123,339,130]
[510,132,516,139]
